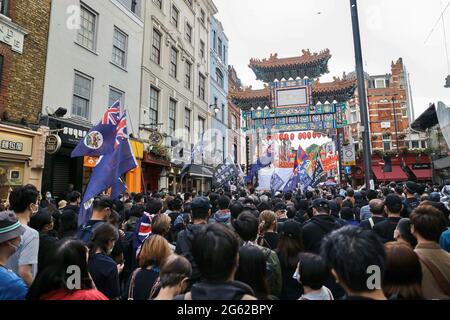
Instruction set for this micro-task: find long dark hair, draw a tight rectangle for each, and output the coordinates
[277,232,304,270]
[88,223,119,258]
[27,239,93,300]
[235,246,270,299]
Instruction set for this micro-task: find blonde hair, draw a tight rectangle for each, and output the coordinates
[152,214,171,236]
[139,234,172,268]
[258,210,277,236]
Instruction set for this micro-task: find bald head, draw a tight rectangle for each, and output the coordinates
[369,199,385,216]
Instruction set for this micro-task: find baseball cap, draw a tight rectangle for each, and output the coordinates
[0,211,25,243]
[312,198,330,210]
[280,220,302,237]
[191,197,212,210]
[274,202,287,212]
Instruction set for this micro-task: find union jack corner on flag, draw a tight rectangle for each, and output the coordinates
[71,100,122,158]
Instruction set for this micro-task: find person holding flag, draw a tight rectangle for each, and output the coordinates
[71,101,137,227]
[283,145,309,192]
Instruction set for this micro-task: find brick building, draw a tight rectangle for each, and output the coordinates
[0,0,51,200]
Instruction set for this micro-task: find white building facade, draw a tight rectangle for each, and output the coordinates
[140,0,218,193]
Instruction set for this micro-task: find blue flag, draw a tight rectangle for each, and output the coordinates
[283,146,309,192]
[78,113,137,227]
[71,101,122,158]
[270,172,285,193]
[245,144,273,183]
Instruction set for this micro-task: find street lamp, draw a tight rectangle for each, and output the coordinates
[209,104,220,114]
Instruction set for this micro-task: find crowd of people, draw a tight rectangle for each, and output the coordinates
[0,180,449,300]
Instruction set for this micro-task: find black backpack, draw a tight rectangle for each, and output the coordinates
[77,221,104,243]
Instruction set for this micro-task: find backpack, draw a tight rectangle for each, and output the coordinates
[77,221,104,243]
[259,246,282,298]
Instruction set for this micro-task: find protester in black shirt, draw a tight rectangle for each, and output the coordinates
[360,199,386,230]
[321,226,387,300]
[274,203,289,224]
[63,191,81,214]
[302,198,344,254]
[30,209,58,270]
[88,223,122,300]
[277,220,304,300]
[235,245,274,300]
[373,194,403,243]
[402,181,421,218]
[176,223,256,300]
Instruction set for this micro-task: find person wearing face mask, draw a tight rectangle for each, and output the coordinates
[295,252,334,300]
[154,254,192,300]
[88,223,122,300]
[0,211,28,300]
[5,185,40,287]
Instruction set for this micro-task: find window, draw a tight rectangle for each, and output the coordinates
[222,104,225,123]
[383,141,391,151]
[421,141,427,149]
[222,137,226,161]
[185,22,192,43]
[223,46,226,63]
[198,117,205,139]
[411,141,420,149]
[216,68,224,88]
[72,72,92,119]
[171,5,179,28]
[109,87,124,107]
[112,28,128,68]
[351,111,358,123]
[200,40,205,58]
[77,4,97,51]
[185,61,192,89]
[185,0,193,7]
[153,0,162,9]
[150,87,159,126]
[200,9,206,24]
[375,79,386,89]
[170,47,178,78]
[232,115,237,130]
[185,108,191,141]
[233,144,238,164]
[213,30,216,50]
[402,108,407,117]
[199,73,206,100]
[218,38,223,58]
[169,99,177,137]
[0,0,9,16]
[151,29,161,65]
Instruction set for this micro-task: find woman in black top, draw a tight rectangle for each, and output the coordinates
[88,223,122,300]
[276,220,304,300]
[124,234,172,300]
[257,210,279,250]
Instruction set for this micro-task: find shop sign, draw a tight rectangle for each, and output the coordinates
[60,126,89,145]
[412,163,431,170]
[45,134,62,155]
[0,132,32,156]
[0,19,26,54]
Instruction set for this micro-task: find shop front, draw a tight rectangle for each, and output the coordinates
[0,123,46,200]
[142,151,171,193]
[40,115,92,201]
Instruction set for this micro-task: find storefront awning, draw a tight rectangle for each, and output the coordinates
[372,166,408,182]
[188,165,214,178]
[408,166,432,181]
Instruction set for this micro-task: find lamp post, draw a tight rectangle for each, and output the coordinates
[392,95,400,154]
[350,0,372,189]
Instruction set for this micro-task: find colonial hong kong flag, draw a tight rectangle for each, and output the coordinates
[78,112,137,227]
[71,100,121,158]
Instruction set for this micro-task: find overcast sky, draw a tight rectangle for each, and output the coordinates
[215,0,450,119]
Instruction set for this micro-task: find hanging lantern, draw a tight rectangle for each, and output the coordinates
[313,132,317,139]
[307,132,312,139]
[290,133,295,140]
[274,134,279,141]
[317,133,322,138]
[302,132,307,139]
[298,132,302,140]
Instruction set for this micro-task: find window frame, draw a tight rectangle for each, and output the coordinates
[0,0,9,16]
[184,108,191,142]
[77,3,98,52]
[151,28,162,65]
[72,71,93,119]
[112,27,128,69]
[153,0,162,10]
[169,46,178,78]
[171,4,179,28]
[169,98,177,137]
[185,22,193,44]
[200,40,205,58]
[185,61,192,90]
[108,86,124,107]
[216,68,224,88]
[149,86,160,127]
[198,73,206,101]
